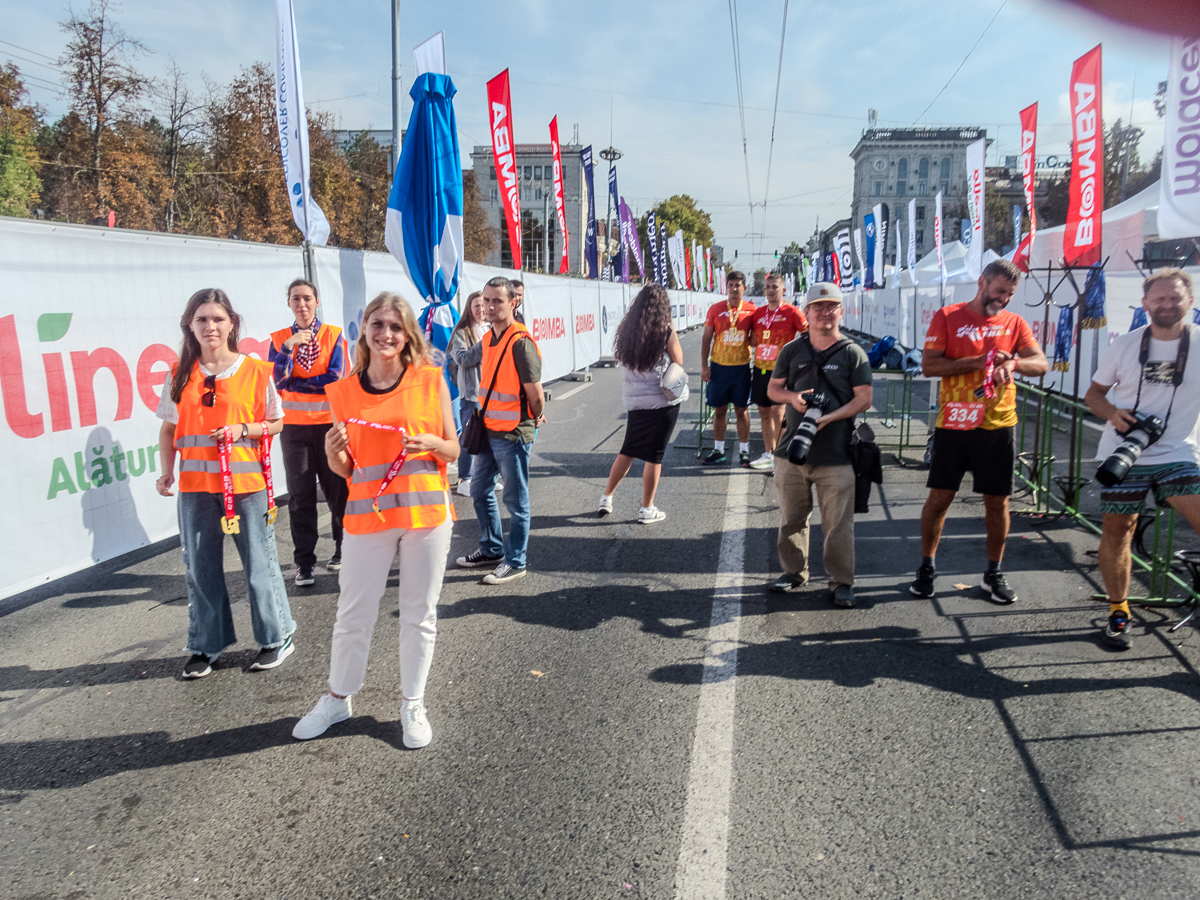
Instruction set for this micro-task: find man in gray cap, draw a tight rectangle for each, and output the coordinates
[766,282,874,607]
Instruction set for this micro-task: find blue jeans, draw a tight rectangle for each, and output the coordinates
[178,489,295,659]
[458,397,479,480]
[470,434,532,569]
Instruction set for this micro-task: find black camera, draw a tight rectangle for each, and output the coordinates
[787,391,831,465]
[1095,413,1166,487]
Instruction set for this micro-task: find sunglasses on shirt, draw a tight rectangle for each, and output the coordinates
[202,374,217,407]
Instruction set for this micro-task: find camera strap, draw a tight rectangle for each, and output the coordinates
[1132,325,1190,430]
[795,334,852,398]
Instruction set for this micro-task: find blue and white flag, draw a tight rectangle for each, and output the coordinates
[1013,204,1023,250]
[274,0,329,245]
[385,71,463,387]
[1052,303,1073,372]
[581,146,598,279]
[608,165,624,280]
[864,214,876,289]
[647,211,661,285]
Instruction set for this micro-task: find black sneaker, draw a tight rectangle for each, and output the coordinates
[325,552,342,573]
[295,566,315,586]
[767,574,806,593]
[981,570,1017,604]
[250,637,295,670]
[702,448,727,465]
[456,549,504,569]
[739,450,751,468]
[909,564,936,598]
[1103,612,1133,650]
[182,654,212,679]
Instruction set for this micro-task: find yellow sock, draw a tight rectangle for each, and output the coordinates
[1111,600,1131,618]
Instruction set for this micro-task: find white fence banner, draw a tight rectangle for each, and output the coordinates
[0,218,308,600]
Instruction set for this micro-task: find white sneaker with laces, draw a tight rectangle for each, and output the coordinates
[638,506,667,524]
[456,478,472,497]
[749,452,775,470]
[293,693,352,740]
[597,494,613,517]
[401,698,432,749]
[482,562,528,584]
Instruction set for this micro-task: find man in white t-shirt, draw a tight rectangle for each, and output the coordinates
[1085,269,1200,650]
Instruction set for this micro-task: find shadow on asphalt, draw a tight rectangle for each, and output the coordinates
[0,715,406,792]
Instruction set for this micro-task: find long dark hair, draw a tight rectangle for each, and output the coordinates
[169,288,241,403]
[450,290,485,347]
[614,283,672,372]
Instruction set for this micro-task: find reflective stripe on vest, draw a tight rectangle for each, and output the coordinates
[350,458,439,484]
[180,459,264,474]
[280,398,332,412]
[173,358,273,494]
[174,434,257,449]
[271,324,344,426]
[345,490,447,516]
[324,365,456,534]
[480,323,541,432]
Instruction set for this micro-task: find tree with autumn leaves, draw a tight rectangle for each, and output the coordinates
[2,0,495,260]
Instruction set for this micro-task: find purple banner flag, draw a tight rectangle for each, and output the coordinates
[618,198,644,280]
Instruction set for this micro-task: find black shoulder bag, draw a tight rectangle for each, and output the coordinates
[462,331,519,455]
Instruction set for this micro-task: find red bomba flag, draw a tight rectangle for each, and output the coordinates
[1064,46,1103,267]
[486,70,522,270]
[1013,102,1038,272]
[549,116,570,274]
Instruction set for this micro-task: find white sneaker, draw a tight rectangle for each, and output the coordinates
[482,562,528,584]
[456,478,472,497]
[638,506,667,524]
[597,494,613,517]
[293,693,352,740]
[749,452,775,470]
[400,697,432,749]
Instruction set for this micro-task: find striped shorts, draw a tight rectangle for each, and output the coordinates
[1098,461,1200,516]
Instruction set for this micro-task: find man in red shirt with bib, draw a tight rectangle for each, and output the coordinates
[747,273,807,470]
[910,260,1047,604]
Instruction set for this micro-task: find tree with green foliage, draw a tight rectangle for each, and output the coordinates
[0,65,42,217]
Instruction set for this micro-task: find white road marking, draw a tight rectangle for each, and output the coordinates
[674,470,750,900]
[549,382,594,402]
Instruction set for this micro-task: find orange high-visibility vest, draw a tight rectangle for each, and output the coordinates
[270,324,345,425]
[325,365,455,534]
[174,358,273,494]
[480,323,541,432]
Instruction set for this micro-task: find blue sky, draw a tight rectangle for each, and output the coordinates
[2,0,1172,263]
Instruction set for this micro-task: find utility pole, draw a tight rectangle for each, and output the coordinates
[391,0,402,174]
[543,190,551,274]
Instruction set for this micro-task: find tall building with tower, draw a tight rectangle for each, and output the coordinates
[849,126,989,261]
[470,144,588,274]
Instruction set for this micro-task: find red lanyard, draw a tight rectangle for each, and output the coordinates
[218,423,276,534]
[343,417,416,522]
[982,350,997,400]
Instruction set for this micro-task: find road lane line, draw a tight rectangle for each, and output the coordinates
[674,470,750,900]
[549,381,594,401]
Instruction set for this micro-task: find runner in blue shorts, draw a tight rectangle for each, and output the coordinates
[700,271,757,467]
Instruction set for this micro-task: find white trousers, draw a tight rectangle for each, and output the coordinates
[328,515,453,699]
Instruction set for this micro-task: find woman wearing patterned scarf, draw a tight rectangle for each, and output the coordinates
[269,279,350,587]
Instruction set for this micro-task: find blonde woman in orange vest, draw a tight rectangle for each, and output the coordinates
[269,278,349,586]
[293,292,458,749]
[155,289,295,680]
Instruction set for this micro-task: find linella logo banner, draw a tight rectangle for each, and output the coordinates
[1065,45,1103,266]
[486,70,522,270]
[965,138,986,280]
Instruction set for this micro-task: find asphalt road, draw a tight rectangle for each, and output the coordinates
[4,329,1200,899]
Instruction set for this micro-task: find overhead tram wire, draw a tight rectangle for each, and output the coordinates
[912,0,1008,125]
[728,0,756,255]
[759,0,789,267]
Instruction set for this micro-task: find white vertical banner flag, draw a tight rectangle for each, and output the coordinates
[274,0,330,245]
[853,227,865,286]
[934,190,946,287]
[1159,37,1200,238]
[965,137,986,279]
[907,198,918,283]
[872,202,886,290]
[893,222,903,287]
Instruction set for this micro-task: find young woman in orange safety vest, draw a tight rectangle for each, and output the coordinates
[293,292,459,750]
[155,289,296,680]
[269,278,349,587]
